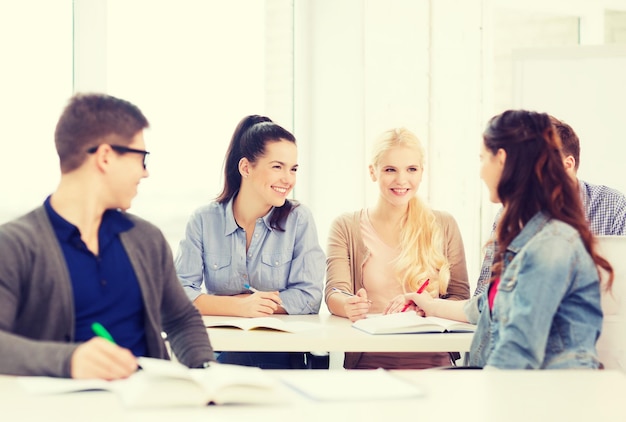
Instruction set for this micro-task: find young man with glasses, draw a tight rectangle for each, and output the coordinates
[0,93,215,379]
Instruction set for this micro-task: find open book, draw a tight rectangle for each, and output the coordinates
[353,312,476,335]
[203,316,320,333]
[17,357,283,408]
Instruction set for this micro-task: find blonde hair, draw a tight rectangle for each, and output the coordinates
[370,128,451,296]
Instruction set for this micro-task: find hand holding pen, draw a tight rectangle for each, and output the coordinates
[332,287,371,322]
[331,288,373,303]
[401,279,430,313]
[242,283,284,316]
[70,322,137,380]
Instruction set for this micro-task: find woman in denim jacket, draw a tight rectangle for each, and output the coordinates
[386,110,614,369]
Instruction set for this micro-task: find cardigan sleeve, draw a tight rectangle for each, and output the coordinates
[0,209,79,377]
[325,213,360,303]
[438,211,470,300]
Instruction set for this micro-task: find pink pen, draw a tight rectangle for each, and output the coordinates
[401,279,430,312]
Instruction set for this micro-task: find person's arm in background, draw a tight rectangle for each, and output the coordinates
[276,204,325,315]
[608,189,626,235]
[474,244,494,297]
[475,207,502,296]
[385,290,470,322]
[325,214,371,322]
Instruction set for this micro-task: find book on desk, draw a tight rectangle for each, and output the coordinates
[17,357,283,408]
[17,356,425,407]
[203,316,320,333]
[353,312,476,335]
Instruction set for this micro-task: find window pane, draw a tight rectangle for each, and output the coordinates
[0,0,73,223]
[106,0,293,252]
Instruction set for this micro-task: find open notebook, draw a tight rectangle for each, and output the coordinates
[203,316,320,333]
[352,312,476,335]
[17,357,283,408]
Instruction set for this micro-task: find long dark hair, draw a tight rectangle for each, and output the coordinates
[484,110,612,288]
[216,115,298,231]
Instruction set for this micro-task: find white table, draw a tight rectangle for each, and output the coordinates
[203,313,474,353]
[4,370,626,422]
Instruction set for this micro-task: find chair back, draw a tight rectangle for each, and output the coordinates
[595,236,626,370]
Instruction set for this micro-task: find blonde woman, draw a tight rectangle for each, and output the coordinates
[325,128,470,369]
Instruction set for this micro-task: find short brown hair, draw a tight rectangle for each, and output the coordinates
[549,115,580,171]
[54,93,149,173]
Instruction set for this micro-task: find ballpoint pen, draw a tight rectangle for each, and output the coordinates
[244,283,283,305]
[91,322,117,344]
[331,287,373,303]
[243,283,259,293]
[401,279,430,312]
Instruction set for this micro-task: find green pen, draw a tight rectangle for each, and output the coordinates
[91,322,117,344]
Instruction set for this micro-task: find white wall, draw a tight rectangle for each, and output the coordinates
[4,0,626,295]
[0,0,72,218]
[76,0,276,253]
[295,0,487,291]
[513,45,626,195]
[429,0,487,287]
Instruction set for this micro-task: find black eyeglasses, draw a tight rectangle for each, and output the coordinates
[87,144,150,169]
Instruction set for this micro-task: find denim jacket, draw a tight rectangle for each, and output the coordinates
[465,212,602,369]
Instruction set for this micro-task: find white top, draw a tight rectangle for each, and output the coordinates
[360,210,404,313]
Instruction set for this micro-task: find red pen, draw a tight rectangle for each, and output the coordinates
[401,279,430,312]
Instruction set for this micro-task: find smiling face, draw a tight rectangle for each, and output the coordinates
[241,139,297,209]
[370,144,423,208]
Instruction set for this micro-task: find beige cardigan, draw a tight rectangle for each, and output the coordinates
[325,209,470,368]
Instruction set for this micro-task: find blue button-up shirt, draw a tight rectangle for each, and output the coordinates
[465,212,602,369]
[175,198,324,314]
[44,197,147,356]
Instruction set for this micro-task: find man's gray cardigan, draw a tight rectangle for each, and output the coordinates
[0,206,214,377]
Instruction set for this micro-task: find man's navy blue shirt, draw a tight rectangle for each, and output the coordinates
[44,197,147,356]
